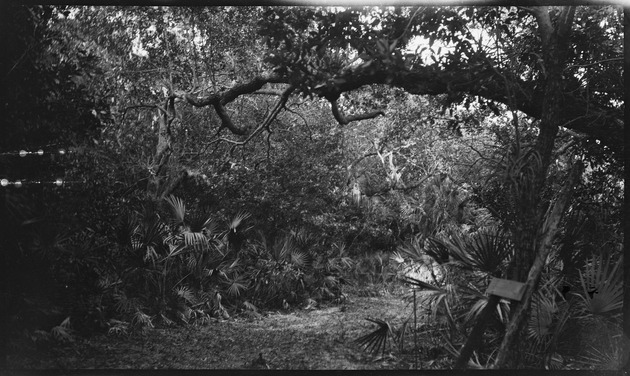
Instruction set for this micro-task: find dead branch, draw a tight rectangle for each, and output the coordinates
[564,57,623,70]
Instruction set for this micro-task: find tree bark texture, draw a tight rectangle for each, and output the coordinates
[492,159,583,368]
[147,97,177,200]
[491,6,576,368]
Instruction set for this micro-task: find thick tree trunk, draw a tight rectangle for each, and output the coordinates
[147,97,177,200]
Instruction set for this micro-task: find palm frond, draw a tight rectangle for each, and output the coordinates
[336,256,355,271]
[203,218,220,237]
[331,242,347,258]
[440,331,461,358]
[131,309,154,329]
[143,245,159,264]
[115,293,144,314]
[438,230,475,267]
[578,336,627,370]
[396,235,428,263]
[183,231,209,252]
[465,296,490,324]
[50,316,73,342]
[228,210,251,230]
[390,250,405,265]
[175,285,195,304]
[272,235,296,261]
[243,301,258,312]
[525,278,571,361]
[188,213,213,234]
[115,213,138,248]
[400,275,447,294]
[528,292,557,344]
[139,216,167,250]
[290,249,308,267]
[424,236,451,264]
[354,318,393,356]
[164,243,186,259]
[578,254,623,314]
[466,227,512,275]
[429,227,512,275]
[225,275,248,297]
[161,313,177,326]
[290,227,314,248]
[164,195,186,225]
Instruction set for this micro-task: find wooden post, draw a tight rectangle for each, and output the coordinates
[414,290,418,370]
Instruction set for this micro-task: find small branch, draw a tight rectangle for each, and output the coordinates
[250,90,285,96]
[564,57,623,71]
[121,104,165,120]
[222,85,296,151]
[124,68,166,74]
[330,100,385,125]
[285,106,314,141]
[555,139,576,156]
[218,137,242,145]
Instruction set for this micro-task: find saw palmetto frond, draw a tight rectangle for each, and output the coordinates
[400,275,447,294]
[225,275,249,297]
[290,249,308,267]
[466,227,512,275]
[578,254,623,314]
[354,318,393,356]
[164,195,186,225]
[182,231,209,252]
[228,210,251,230]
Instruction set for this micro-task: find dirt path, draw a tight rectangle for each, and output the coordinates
[9,291,430,370]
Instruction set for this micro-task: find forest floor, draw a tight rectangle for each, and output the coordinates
[7,288,451,370]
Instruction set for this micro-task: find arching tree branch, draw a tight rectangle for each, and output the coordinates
[173,30,620,154]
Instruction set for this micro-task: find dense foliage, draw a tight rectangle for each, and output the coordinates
[2,5,624,370]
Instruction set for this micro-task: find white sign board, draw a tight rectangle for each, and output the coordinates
[486,278,526,301]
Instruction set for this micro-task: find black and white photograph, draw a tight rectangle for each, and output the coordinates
[2,3,627,370]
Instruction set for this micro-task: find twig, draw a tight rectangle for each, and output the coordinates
[564,57,622,71]
[221,85,296,151]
